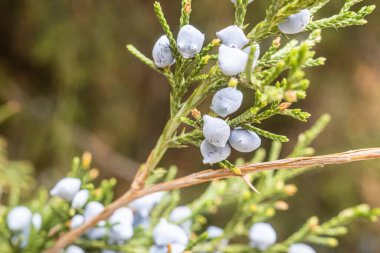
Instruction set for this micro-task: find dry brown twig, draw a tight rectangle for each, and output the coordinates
[44,147,380,253]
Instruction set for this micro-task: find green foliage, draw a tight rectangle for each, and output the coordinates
[0,103,34,207]
[244,124,289,143]
[267,205,380,252]
[234,0,250,27]
[307,1,375,30]
[126,45,161,74]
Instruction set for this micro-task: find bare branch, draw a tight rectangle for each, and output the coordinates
[45,148,380,253]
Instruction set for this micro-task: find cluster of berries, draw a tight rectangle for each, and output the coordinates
[5,174,224,253]
[129,193,193,252]
[201,101,261,164]
[151,7,310,165]
[152,6,310,68]
[49,177,134,253]
[6,176,315,253]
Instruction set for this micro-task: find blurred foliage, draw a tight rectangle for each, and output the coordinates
[0,101,34,207]
[0,0,379,251]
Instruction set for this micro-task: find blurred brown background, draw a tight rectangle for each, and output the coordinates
[0,0,379,252]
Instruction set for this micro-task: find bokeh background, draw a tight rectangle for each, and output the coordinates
[0,0,379,252]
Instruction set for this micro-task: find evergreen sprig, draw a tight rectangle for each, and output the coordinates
[153,1,179,58]
[126,45,161,74]
[268,205,380,252]
[307,5,375,30]
[180,0,192,27]
[244,124,289,143]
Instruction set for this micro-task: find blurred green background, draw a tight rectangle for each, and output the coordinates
[0,0,379,251]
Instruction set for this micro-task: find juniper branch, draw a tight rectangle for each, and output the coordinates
[45,148,380,252]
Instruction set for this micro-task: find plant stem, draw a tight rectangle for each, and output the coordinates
[140,76,213,178]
